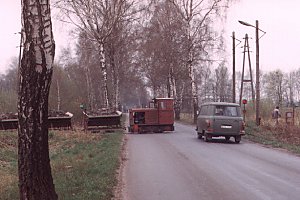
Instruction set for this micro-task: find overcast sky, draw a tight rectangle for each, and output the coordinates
[0,1,71,74]
[0,1,300,74]
[225,0,300,73]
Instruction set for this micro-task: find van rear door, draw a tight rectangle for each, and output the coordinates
[213,105,241,134]
[214,116,241,134]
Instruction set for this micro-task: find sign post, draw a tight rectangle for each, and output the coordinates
[242,99,247,121]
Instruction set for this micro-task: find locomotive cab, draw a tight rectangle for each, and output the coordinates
[133,112,145,124]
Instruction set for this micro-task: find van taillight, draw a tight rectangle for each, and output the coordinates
[206,120,213,132]
[205,120,210,128]
[240,121,245,133]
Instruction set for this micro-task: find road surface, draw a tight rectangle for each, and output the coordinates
[122,122,300,200]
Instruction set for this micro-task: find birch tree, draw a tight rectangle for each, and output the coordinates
[198,64,212,101]
[56,0,137,111]
[169,0,230,123]
[105,17,137,110]
[262,70,285,106]
[283,71,297,106]
[18,0,57,199]
[214,64,231,102]
[139,0,189,118]
[76,32,100,110]
[293,69,300,102]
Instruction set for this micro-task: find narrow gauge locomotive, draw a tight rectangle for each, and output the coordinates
[128,98,175,133]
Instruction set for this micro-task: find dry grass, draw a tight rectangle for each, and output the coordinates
[0,131,18,197]
[239,105,300,147]
[245,118,300,155]
[48,128,103,156]
[260,121,300,145]
[0,128,123,200]
[0,171,17,194]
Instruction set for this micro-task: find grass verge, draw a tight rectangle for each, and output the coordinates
[0,129,124,200]
[245,121,300,155]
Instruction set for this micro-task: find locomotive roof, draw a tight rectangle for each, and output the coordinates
[130,108,156,111]
[153,98,174,100]
[200,102,240,107]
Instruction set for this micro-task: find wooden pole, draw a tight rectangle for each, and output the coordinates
[232,32,236,103]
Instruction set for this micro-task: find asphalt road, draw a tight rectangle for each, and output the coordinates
[122,122,300,200]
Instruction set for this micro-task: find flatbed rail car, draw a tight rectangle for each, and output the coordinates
[83,111,122,131]
[0,119,18,130]
[0,113,73,131]
[128,98,175,133]
[48,116,72,130]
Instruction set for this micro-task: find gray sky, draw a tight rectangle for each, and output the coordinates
[0,1,21,72]
[0,1,72,74]
[0,1,300,74]
[225,0,300,73]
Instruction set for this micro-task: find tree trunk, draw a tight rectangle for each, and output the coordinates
[115,78,120,110]
[99,43,110,111]
[186,12,198,124]
[56,80,61,110]
[174,83,185,120]
[167,75,171,98]
[167,65,176,98]
[188,49,198,124]
[18,0,57,199]
[110,45,120,111]
[85,64,95,110]
[169,66,182,120]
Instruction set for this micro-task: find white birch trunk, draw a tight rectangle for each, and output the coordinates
[18,0,57,199]
[168,65,176,98]
[175,82,185,120]
[115,78,120,111]
[56,80,61,110]
[99,43,109,110]
[188,25,199,123]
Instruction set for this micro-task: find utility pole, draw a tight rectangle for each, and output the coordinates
[239,34,255,106]
[238,20,265,126]
[232,32,241,103]
[255,20,260,126]
[232,32,236,103]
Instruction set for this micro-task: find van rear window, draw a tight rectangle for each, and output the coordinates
[214,105,241,117]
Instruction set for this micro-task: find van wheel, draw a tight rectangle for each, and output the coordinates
[197,133,202,139]
[225,136,230,141]
[204,132,211,142]
[234,135,241,143]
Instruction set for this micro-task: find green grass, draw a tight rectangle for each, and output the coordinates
[0,130,124,200]
[0,131,19,200]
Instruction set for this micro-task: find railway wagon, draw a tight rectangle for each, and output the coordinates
[83,111,122,131]
[128,98,174,133]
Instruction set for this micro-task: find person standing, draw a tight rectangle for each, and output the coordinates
[272,106,281,125]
